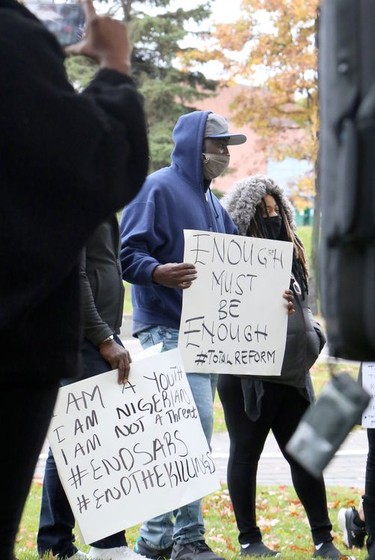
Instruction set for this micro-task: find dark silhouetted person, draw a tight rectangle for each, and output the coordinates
[0,1,148,559]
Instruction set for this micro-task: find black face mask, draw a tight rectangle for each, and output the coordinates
[264,215,282,239]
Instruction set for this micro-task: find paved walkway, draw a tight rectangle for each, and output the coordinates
[34,331,367,488]
[211,427,367,488]
[34,421,368,488]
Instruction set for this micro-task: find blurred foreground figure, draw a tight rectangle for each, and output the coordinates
[319,4,375,559]
[319,0,375,361]
[0,1,148,558]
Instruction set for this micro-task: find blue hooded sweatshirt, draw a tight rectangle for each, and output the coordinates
[120,110,238,334]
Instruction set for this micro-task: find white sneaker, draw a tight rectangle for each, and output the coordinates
[69,552,88,560]
[88,546,152,560]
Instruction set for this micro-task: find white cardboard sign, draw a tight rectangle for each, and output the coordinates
[362,362,375,428]
[179,230,293,375]
[47,348,220,544]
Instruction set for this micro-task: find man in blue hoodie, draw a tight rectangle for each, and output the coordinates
[120,111,247,560]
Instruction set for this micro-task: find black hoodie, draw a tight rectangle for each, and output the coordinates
[0,1,148,382]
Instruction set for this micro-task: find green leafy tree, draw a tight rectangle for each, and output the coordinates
[66,1,218,171]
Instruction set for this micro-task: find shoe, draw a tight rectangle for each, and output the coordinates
[312,541,347,559]
[240,542,279,557]
[40,551,87,560]
[338,507,367,549]
[171,541,225,560]
[134,537,173,560]
[88,546,153,560]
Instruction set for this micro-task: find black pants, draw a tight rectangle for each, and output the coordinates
[0,380,59,560]
[37,336,126,558]
[217,375,333,546]
[365,428,375,551]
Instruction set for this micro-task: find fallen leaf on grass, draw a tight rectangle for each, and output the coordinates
[287,502,301,517]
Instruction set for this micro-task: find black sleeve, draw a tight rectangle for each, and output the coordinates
[0,4,149,330]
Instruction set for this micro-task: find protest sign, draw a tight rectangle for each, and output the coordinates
[362,362,375,428]
[47,348,219,544]
[179,230,293,375]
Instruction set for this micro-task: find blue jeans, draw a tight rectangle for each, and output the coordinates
[137,326,217,548]
[37,336,126,558]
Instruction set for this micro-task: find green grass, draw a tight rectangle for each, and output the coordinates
[123,281,133,316]
[16,480,366,559]
[297,226,312,262]
[201,485,366,560]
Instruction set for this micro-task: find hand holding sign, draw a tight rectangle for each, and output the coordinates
[47,348,219,544]
[178,230,293,376]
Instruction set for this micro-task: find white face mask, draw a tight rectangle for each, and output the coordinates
[202,153,230,180]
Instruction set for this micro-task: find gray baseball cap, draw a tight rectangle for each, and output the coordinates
[204,113,247,145]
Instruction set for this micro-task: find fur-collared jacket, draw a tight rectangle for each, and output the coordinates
[221,175,326,420]
[222,175,296,236]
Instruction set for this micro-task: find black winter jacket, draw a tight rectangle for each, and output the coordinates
[240,279,326,421]
[257,283,326,388]
[81,216,124,346]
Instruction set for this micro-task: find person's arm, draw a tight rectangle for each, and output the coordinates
[119,196,197,289]
[80,247,112,344]
[67,0,148,205]
[80,248,131,384]
[0,3,148,330]
[307,308,327,352]
[120,198,163,285]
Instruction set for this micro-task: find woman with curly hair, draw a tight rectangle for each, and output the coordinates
[217,175,344,559]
